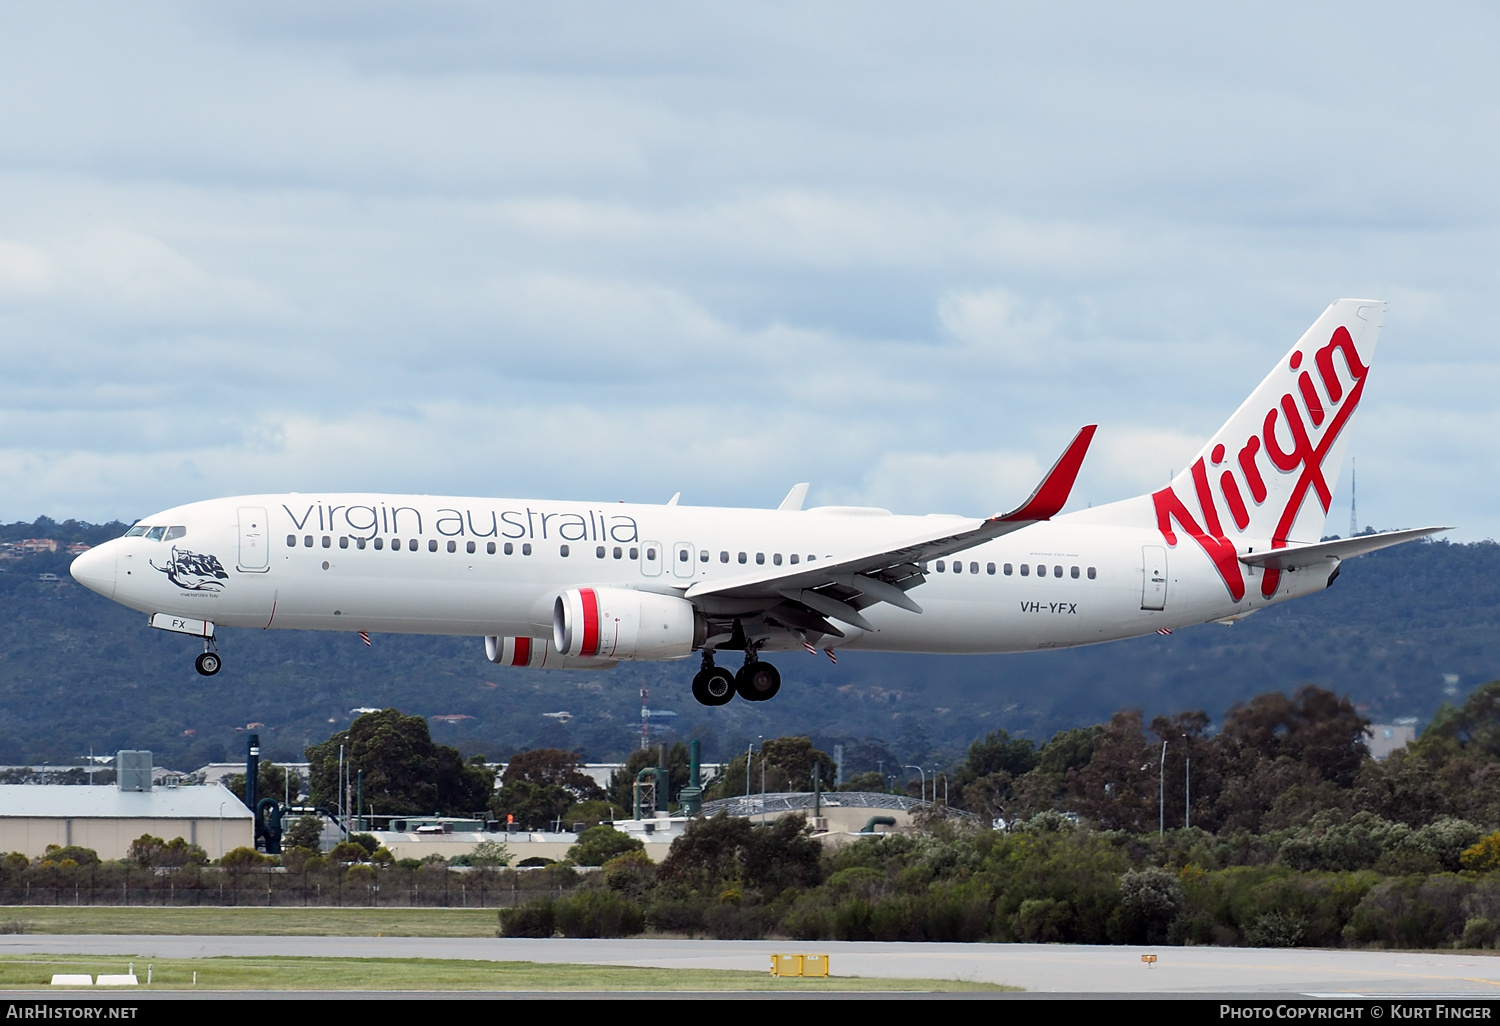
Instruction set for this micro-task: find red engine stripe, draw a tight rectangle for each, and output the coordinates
[512,636,531,667]
[579,588,600,658]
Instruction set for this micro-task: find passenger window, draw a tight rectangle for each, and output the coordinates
[286,534,296,547]
[629,547,638,559]
[391,539,401,551]
[409,539,419,552]
[720,551,729,563]
[755,553,765,565]
[645,547,655,560]
[356,537,366,550]
[504,542,514,555]
[954,561,962,574]
[488,542,497,554]
[164,526,187,541]
[323,536,331,548]
[700,550,709,562]
[970,562,979,574]
[936,560,945,572]
[427,539,437,552]
[807,555,816,562]
[1054,565,1062,578]
[340,537,349,550]
[738,552,747,564]
[373,538,384,550]
[615,547,624,559]
[1020,564,1029,576]
[678,549,689,562]
[773,553,782,565]
[596,546,606,558]
[560,544,570,557]
[1087,567,1096,579]
[522,543,532,556]
[467,541,476,554]
[987,562,995,575]
[447,540,457,553]
[1003,563,1012,575]
[790,554,799,565]
[1071,565,1079,579]
[304,535,314,548]
[146,527,166,541]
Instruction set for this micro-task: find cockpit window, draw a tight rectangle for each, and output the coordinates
[145,527,166,541]
[163,526,187,541]
[123,525,148,538]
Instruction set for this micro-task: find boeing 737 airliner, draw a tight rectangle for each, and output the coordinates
[70,299,1443,705]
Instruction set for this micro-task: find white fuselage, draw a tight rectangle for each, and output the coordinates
[70,492,1331,658]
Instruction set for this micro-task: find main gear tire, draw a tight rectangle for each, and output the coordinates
[692,666,736,706]
[734,661,781,702]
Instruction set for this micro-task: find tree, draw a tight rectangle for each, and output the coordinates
[285,815,324,852]
[503,749,606,800]
[704,737,835,800]
[494,749,607,828]
[305,709,493,817]
[658,812,822,895]
[225,761,304,806]
[567,825,645,867]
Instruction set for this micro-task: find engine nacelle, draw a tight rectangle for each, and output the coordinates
[553,587,700,661]
[483,635,618,670]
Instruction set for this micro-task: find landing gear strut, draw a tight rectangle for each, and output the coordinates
[691,652,735,706]
[195,638,221,677]
[735,652,780,702]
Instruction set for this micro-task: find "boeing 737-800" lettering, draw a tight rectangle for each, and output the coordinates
[70,299,1445,706]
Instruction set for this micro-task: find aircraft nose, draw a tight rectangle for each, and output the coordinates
[70,541,117,599]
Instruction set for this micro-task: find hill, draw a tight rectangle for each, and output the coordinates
[1,518,1495,773]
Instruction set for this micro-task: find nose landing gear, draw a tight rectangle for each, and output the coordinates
[195,638,221,677]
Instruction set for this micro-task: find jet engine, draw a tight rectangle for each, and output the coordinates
[483,635,618,670]
[553,587,702,661]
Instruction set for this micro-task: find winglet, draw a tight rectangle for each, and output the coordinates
[995,425,1097,522]
[777,483,810,512]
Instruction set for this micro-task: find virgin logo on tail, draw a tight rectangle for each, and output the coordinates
[1152,325,1370,601]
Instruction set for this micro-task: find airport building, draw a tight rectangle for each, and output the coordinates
[0,751,253,860]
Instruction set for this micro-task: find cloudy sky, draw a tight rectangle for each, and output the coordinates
[0,3,1494,538]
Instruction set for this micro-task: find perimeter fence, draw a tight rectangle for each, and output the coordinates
[0,864,580,908]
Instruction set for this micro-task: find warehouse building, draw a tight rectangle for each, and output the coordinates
[0,751,253,860]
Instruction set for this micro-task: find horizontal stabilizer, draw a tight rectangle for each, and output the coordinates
[1239,526,1449,571]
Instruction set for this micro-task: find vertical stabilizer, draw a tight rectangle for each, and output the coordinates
[1149,298,1383,600]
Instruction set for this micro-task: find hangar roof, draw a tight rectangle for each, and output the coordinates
[0,784,252,819]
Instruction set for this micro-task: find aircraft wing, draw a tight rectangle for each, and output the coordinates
[1238,525,1450,571]
[683,426,1096,632]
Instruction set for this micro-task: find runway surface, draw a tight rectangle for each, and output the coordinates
[4,936,1500,995]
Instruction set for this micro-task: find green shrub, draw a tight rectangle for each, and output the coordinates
[553,889,644,938]
[499,899,556,938]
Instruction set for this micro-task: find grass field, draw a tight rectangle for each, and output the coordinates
[0,954,1009,992]
[0,906,497,936]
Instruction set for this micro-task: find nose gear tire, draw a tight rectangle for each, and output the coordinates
[195,652,221,676]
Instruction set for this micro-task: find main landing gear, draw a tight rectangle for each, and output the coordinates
[691,650,780,706]
[691,652,736,706]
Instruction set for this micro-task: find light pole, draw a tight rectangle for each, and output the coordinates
[1158,740,1168,838]
[904,765,926,803]
[1183,734,1191,830]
